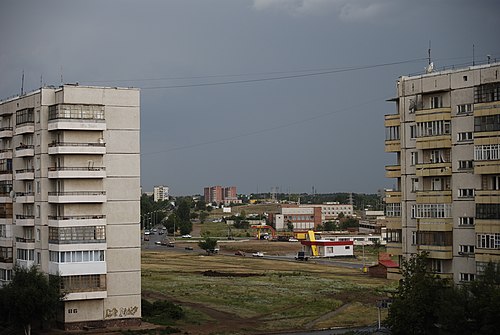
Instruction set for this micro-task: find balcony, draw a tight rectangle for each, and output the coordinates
[0,171,12,182]
[48,119,106,131]
[385,165,401,178]
[386,242,402,256]
[384,190,401,204]
[475,189,500,204]
[416,135,452,150]
[415,107,451,121]
[15,192,34,203]
[0,149,12,160]
[416,190,452,204]
[0,127,13,138]
[15,145,34,157]
[15,215,35,226]
[15,237,35,250]
[418,245,453,259]
[474,160,500,175]
[48,141,106,155]
[385,139,400,153]
[49,261,107,277]
[385,217,402,229]
[48,166,106,179]
[417,218,453,231]
[14,123,34,135]
[48,215,106,227]
[0,192,12,203]
[415,162,452,177]
[0,218,13,225]
[14,169,34,180]
[16,260,35,269]
[48,191,106,203]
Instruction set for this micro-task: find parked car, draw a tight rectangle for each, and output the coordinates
[252,252,264,257]
[288,238,299,242]
[182,234,192,238]
[234,250,246,256]
[155,241,161,245]
[185,246,194,250]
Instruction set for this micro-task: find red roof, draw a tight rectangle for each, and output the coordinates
[378,260,399,268]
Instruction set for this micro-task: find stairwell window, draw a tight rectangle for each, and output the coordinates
[457,104,473,115]
[460,273,475,282]
[458,189,475,198]
[458,160,473,170]
[459,245,475,254]
[459,217,474,226]
[457,132,473,142]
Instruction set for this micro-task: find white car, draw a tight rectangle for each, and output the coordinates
[144,230,150,235]
[252,252,264,257]
[182,234,192,238]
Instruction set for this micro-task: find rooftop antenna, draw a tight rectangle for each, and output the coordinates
[20,70,25,95]
[472,44,475,66]
[428,40,432,65]
[60,65,64,85]
[487,54,491,64]
[40,74,43,88]
[425,41,434,74]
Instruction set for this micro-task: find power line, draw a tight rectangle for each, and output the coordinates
[140,95,385,157]
[82,58,428,88]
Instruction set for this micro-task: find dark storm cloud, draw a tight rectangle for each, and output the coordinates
[1,0,499,195]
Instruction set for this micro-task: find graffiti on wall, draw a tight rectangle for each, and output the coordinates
[105,306,138,319]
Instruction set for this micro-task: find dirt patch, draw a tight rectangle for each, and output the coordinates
[202,270,263,277]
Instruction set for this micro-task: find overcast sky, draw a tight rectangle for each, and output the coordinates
[1,0,499,195]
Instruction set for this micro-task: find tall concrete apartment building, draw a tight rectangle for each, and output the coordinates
[153,185,169,202]
[0,85,141,329]
[204,185,240,205]
[385,62,500,283]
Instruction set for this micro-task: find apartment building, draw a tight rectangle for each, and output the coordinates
[300,203,353,222]
[153,185,169,202]
[270,205,322,231]
[204,185,241,205]
[0,85,141,329]
[385,62,500,283]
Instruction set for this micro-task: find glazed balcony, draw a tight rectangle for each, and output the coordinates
[416,190,452,204]
[15,144,34,157]
[15,192,34,203]
[15,215,35,226]
[48,104,106,132]
[0,149,12,160]
[48,141,106,155]
[385,165,401,178]
[48,191,106,203]
[48,166,106,179]
[0,127,13,138]
[14,169,34,180]
[48,214,106,227]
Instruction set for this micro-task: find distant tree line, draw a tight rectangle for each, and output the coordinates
[386,252,500,335]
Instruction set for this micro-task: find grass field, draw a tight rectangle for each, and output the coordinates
[142,245,395,335]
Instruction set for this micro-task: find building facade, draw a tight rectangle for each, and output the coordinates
[300,203,353,222]
[204,185,240,205]
[0,85,141,328]
[153,185,169,202]
[385,62,500,283]
[271,205,322,231]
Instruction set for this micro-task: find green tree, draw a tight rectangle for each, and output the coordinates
[286,221,294,232]
[195,199,206,211]
[323,221,336,231]
[176,198,191,223]
[199,211,209,223]
[198,237,218,254]
[165,213,179,235]
[386,252,448,334]
[179,220,193,235]
[339,217,358,230]
[0,266,65,335]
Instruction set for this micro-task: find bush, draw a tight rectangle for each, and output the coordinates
[141,299,185,326]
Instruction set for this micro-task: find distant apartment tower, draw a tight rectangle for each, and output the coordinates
[204,185,241,205]
[153,185,169,202]
[0,85,141,329]
[385,62,500,283]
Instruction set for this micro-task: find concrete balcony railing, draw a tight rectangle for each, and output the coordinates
[14,168,34,180]
[416,134,452,150]
[0,192,12,203]
[0,127,13,138]
[15,215,35,226]
[385,139,401,153]
[415,162,452,177]
[15,192,34,203]
[15,145,34,157]
[48,191,106,203]
[475,189,500,204]
[474,160,500,175]
[48,166,106,179]
[416,190,452,204]
[14,122,34,135]
[385,165,401,178]
[0,149,12,159]
[48,118,106,131]
[384,190,401,204]
[48,141,106,155]
[418,245,453,259]
[48,215,106,227]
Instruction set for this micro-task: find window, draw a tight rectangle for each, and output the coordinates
[458,189,475,198]
[457,103,473,114]
[411,151,418,165]
[431,259,442,273]
[385,126,400,141]
[410,125,416,139]
[459,217,474,226]
[459,245,475,254]
[474,83,500,103]
[476,204,500,220]
[416,120,451,137]
[431,96,443,109]
[48,226,106,243]
[474,114,500,132]
[412,231,417,245]
[457,132,473,142]
[50,250,105,263]
[458,160,474,170]
[411,178,419,192]
[476,233,500,249]
[411,204,452,218]
[61,274,106,292]
[16,248,34,261]
[385,203,401,217]
[15,108,34,125]
[0,224,7,238]
[460,273,475,282]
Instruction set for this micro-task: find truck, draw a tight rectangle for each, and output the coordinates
[295,251,309,261]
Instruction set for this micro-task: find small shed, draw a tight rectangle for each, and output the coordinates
[368,259,399,278]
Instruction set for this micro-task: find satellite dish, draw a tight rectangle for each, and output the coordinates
[9,190,15,199]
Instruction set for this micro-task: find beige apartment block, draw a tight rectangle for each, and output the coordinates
[0,85,141,329]
[385,62,500,283]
